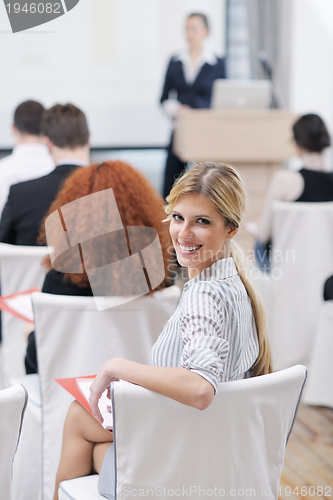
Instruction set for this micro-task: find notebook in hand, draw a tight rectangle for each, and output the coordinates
[55,375,113,430]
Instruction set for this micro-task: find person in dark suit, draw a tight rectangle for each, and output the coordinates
[0,103,90,246]
[160,12,226,199]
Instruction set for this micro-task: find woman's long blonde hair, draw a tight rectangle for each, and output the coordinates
[165,162,273,376]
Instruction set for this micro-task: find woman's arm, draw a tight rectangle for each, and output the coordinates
[89,358,214,423]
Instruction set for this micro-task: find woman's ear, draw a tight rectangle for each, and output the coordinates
[226,226,238,239]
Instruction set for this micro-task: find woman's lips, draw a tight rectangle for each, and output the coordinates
[177,241,202,255]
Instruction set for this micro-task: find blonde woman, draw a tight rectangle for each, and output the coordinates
[53,163,272,500]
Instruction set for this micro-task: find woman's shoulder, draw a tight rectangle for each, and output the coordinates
[269,169,304,202]
[167,54,182,66]
[183,269,249,307]
[215,56,226,66]
[182,278,227,308]
[272,168,302,182]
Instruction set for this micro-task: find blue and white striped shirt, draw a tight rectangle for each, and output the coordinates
[151,257,259,392]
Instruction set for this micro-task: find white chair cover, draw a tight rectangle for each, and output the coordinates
[265,202,333,370]
[59,366,307,500]
[10,374,42,500]
[0,384,28,500]
[113,366,307,500]
[303,301,333,408]
[0,243,49,384]
[26,286,180,500]
[59,476,101,500]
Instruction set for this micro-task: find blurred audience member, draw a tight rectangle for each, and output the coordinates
[25,160,172,373]
[256,114,333,270]
[0,103,90,246]
[324,275,333,301]
[0,100,54,215]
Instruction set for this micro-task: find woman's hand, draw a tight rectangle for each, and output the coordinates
[89,358,215,420]
[89,359,120,423]
[177,104,191,115]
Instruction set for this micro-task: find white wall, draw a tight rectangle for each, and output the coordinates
[289,0,333,135]
[0,0,225,148]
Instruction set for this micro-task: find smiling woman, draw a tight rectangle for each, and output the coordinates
[53,162,272,500]
[169,194,238,279]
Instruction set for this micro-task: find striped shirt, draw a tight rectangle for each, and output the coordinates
[151,257,259,392]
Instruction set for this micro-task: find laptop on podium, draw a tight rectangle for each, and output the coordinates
[211,79,272,109]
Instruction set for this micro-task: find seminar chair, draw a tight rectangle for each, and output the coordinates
[0,384,28,500]
[255,201,333,370]
[0,243,49,384]
[303,301,333,408]
[59,365,307,500]
[14,286,181,500]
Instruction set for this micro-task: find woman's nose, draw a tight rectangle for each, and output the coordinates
[178,223,193,239]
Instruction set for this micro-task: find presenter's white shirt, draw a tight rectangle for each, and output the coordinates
[0,144,54,216]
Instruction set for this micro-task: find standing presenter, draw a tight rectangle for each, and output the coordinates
[161,13,226,199]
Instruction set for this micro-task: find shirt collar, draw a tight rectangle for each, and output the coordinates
[175,45,218,66]
[13,143,50,155]
[184,257,238,290]
[56,160,88,167]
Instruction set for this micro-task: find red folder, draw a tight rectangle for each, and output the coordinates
[55,374,95,415]
[55,375,113,430]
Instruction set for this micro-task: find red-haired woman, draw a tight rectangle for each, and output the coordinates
[25,160,173,373]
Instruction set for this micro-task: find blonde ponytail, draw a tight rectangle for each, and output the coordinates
[230,240,273,376]
[165,162,273,376]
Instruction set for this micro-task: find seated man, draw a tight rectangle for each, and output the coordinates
[0,100,54,215]
[0,103,90,246]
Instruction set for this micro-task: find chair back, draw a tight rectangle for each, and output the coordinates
[303,301,333,408]
[112,366,307,500]
[0,243,49,384]
[32,286,181,500]
[270,201,333,369]
[0,384,28,500]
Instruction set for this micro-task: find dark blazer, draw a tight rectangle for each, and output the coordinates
[0,164,81,246]
[160,55,226,109]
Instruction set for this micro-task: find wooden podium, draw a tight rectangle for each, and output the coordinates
[173,109,297,250]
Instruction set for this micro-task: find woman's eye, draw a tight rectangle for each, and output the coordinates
[197,218,210,225]
[172,214,183,221]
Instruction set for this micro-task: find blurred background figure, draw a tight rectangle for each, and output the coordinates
[0,103,90,246]
[255,113,333,271]
[324,275,333,301]
[160,12,225,199]
[0,100,54,216]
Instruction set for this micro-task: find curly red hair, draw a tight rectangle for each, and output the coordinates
[39,160,173,293]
